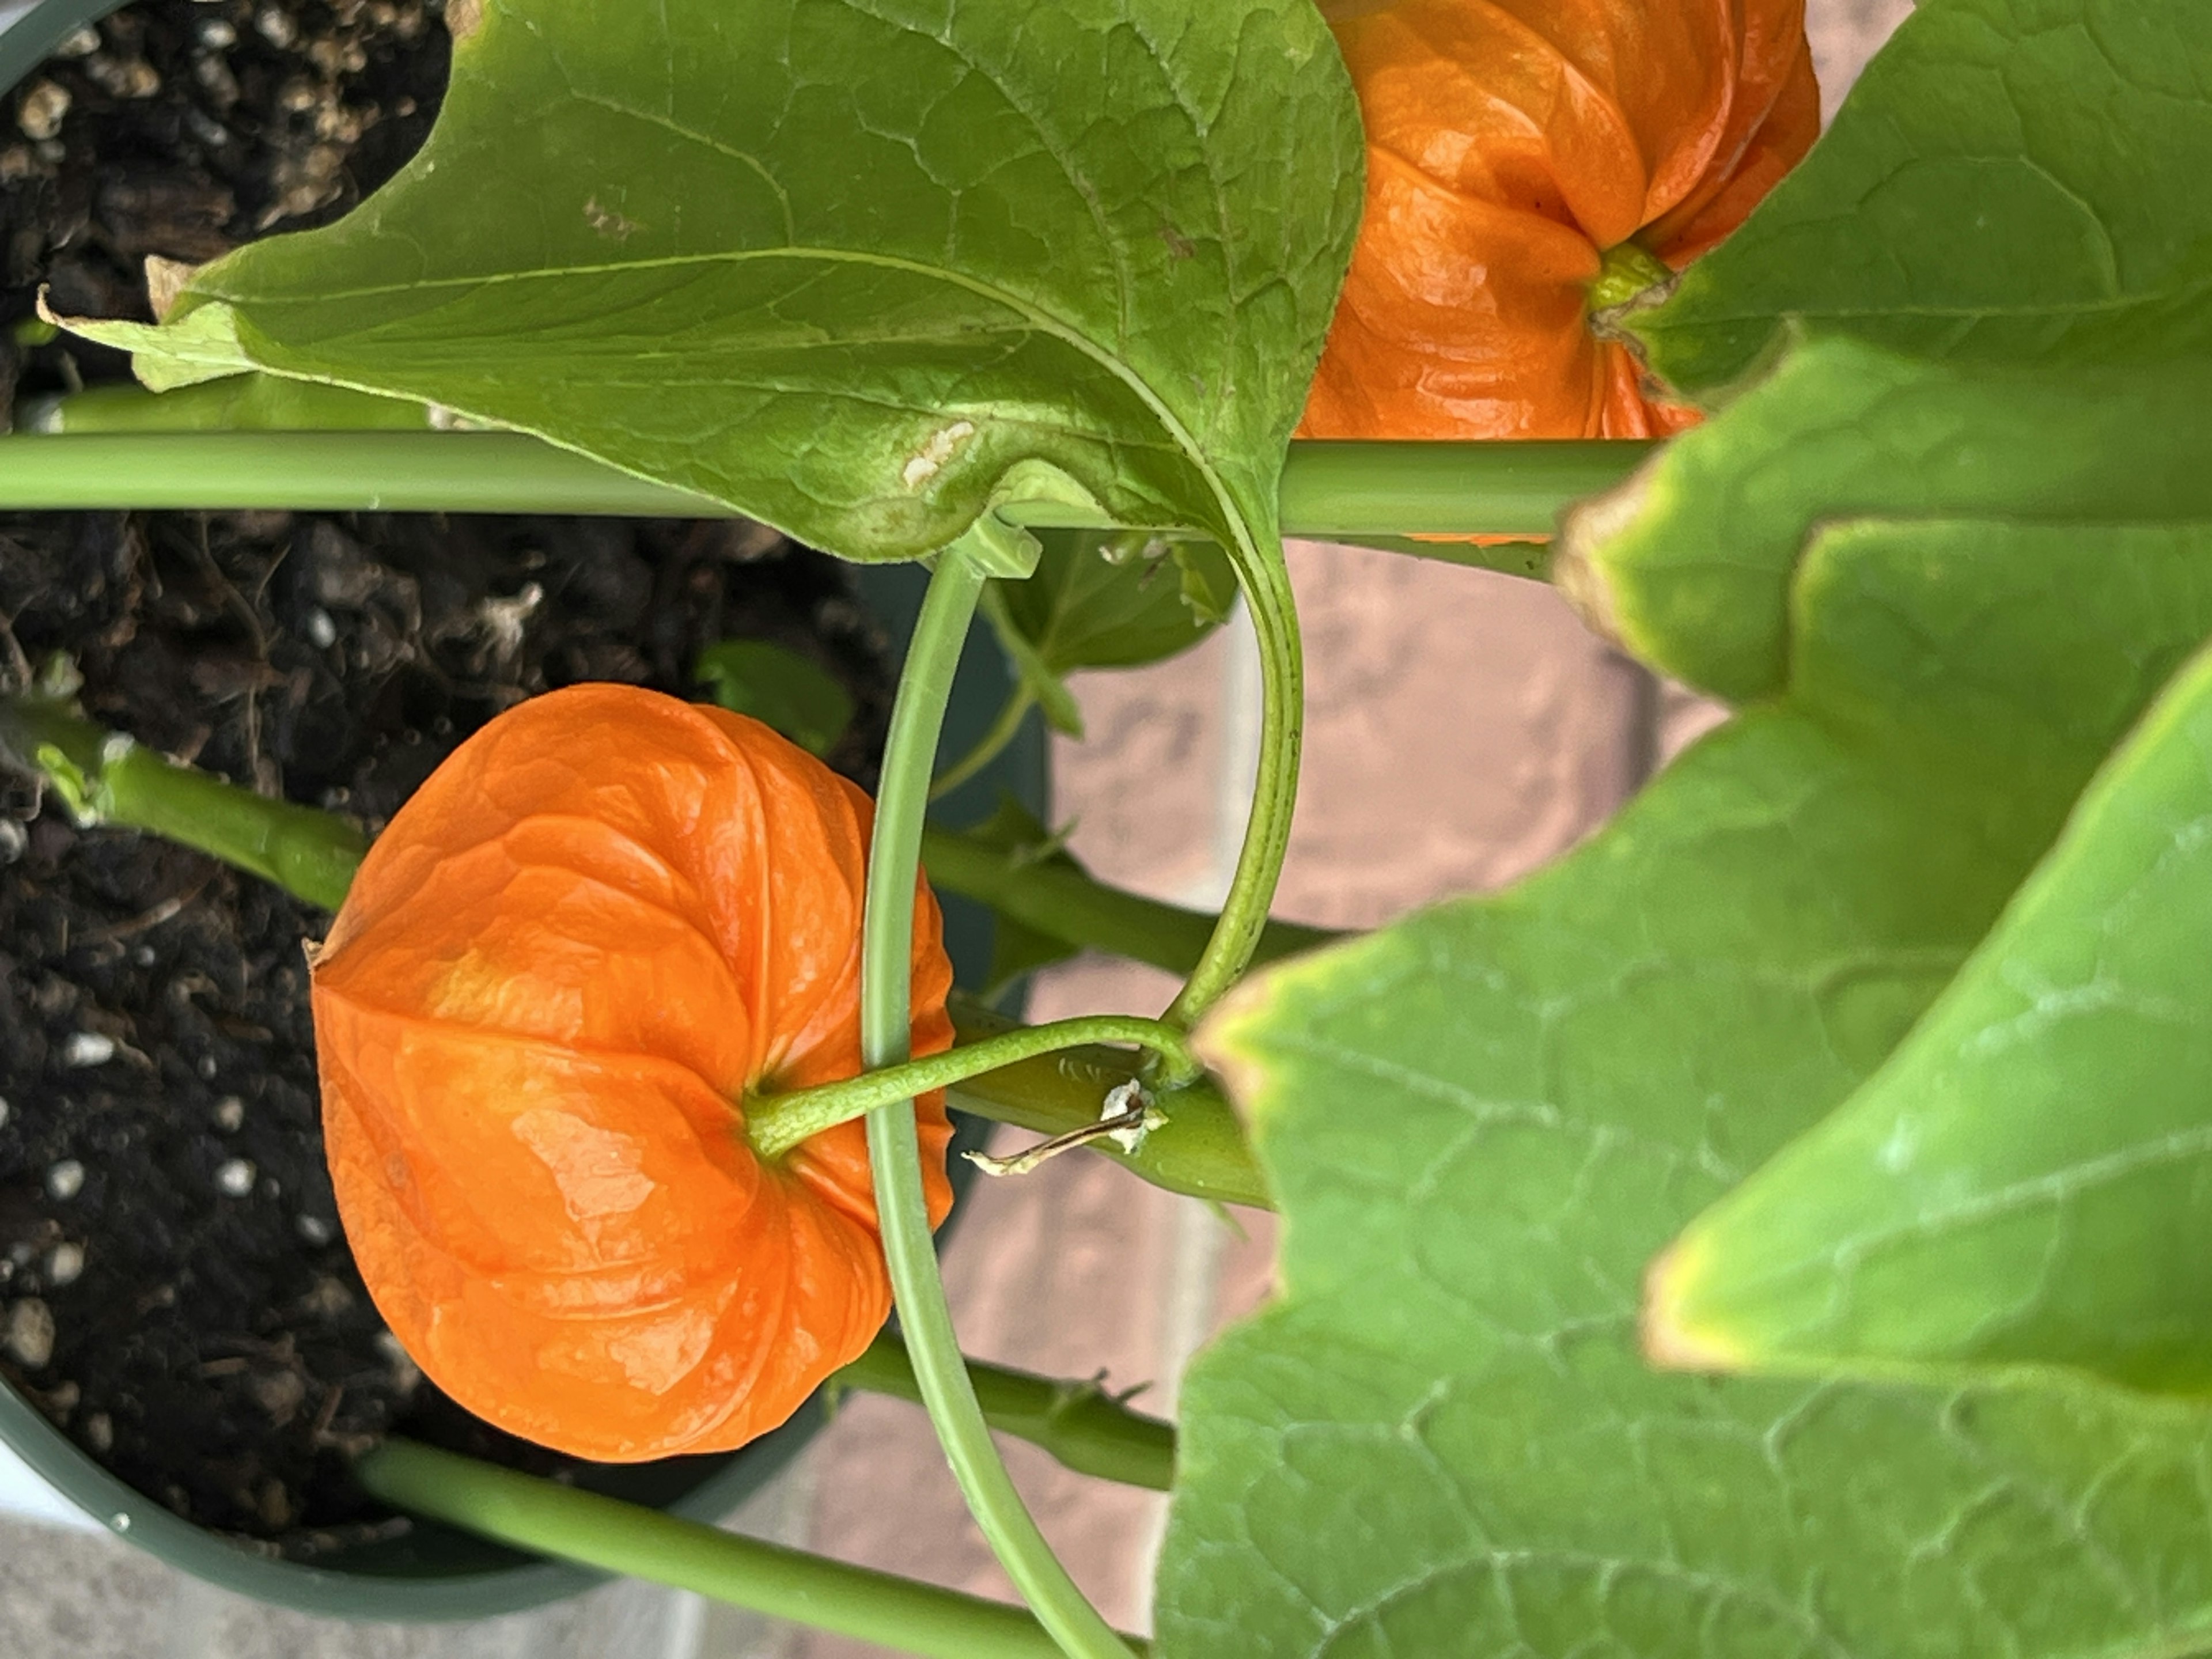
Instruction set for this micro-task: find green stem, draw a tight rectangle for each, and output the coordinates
[835,1332,1176,1493]
[0,696,366,911]
[862,528,1134,1659]
[1161,533,1301,1030]
[749,1014,1200,1162]
[353,1438,1143,1659]
[1277,439,1656,539]
[930,684,1036,801]
[946,997,1269,1211]
[0,428,1653,537]
[919,823,1339,980]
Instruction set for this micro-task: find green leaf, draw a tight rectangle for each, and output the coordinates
[23,375,433,433]
[955,797,1083,994]
[1154,529,2212,1658]
[1575,0,2212,704]
[1561,338,2212,705]
[1633,0,2212,397]
[691,639,856,759]
[979,583,1085,738]
[62,0,1361,567]
[1171,540,1238,629]
[997,530,1237,677]
[1651,611,2212,1395]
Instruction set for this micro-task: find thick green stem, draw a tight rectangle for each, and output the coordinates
[862,529,1134,1659]
[920,823,1339,979]
[1277,439,1655,539]
[1161,533,1301,1030]
[353,1438,1139,1659]
[0,431,729,515]
[930,684,1036,801]
[0,697,366,911]
[749,1014,1200,1163]
[946,997,1269,1211]
[0,427,1653,537]
[836,1332,1176,1493]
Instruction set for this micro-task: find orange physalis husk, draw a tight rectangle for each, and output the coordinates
[1302,0,1821,441]
[309,683,955,1463]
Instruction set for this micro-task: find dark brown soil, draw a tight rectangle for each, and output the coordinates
[0,0,903,1553]
[3,0,452,420]
[0,509,895,1550]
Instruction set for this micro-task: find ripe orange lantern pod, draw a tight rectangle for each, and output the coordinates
[308,684,956,1463]
[1302,0,1821,441]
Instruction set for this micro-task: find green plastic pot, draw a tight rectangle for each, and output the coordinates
[0,56,1046,1596]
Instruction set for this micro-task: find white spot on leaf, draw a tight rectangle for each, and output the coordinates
[900,420,975,490]
[584,196,641,240]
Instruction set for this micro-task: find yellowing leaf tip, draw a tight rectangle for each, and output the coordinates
[143,256,199,324]
[1553,479,1647,647]
[1193,971,1287,1130]
[1639,1236,1744,1375]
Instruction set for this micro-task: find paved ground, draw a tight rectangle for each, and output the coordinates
[0,2,1912,1650]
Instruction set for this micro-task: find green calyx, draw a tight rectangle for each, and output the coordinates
[1588,239,1676,315]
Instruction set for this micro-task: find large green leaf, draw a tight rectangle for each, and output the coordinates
[1574,0,2212,703]
[1154,527,2212,1658]
[1650,604,2212,1396]
[66,0,1361,565]
[1559,336,2212,704]
[1633,0,2212,397]
[1543,0,2212,1416]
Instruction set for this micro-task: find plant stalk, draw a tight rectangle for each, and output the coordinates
[0,427,1653,537]
[0,696,366,911]
[836,1332,1176,1493]
[748,1014,1201,1163]
[860,528,1134,1659]
[353,1438,1141,1659]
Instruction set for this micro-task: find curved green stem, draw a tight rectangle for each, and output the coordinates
[353,1438,1141,1658]
[862,527,1134,1659]
[1161,535,1302,1030]
[749,1014,1200,1163]
[919,823,1339,979]
[930,683,1036,801]
[836,1332,1176,1493]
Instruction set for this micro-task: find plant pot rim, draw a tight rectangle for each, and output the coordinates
[0,28,1045,1584]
